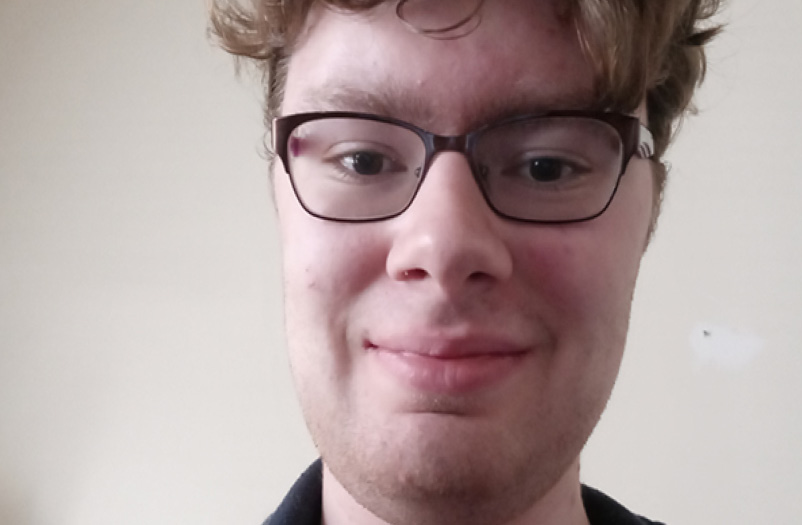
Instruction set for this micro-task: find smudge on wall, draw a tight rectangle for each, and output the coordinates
[690,323,764,370]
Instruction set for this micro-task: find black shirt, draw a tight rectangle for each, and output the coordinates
[264,460,664,525]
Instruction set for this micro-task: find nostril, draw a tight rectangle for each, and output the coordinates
[467,271,492,283]
[399,268,428,281]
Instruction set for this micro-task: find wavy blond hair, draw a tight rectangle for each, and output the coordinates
[209,0,722,208]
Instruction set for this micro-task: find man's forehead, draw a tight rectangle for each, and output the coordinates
[282,0,599,132]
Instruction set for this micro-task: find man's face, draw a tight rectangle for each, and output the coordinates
[275,0,654,522]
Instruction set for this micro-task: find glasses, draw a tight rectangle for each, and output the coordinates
[272,111,654,223]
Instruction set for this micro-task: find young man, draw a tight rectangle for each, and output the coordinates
[212,1,721,523]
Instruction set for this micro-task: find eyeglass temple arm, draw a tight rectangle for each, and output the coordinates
[637,124,655,159]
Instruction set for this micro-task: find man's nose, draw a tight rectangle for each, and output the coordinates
[385,152,513,294]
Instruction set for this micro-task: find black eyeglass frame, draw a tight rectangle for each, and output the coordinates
[272,110,655,224]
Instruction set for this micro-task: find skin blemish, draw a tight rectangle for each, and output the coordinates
[289,136,303,157]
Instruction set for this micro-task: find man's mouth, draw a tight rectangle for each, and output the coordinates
[365,335,528,395]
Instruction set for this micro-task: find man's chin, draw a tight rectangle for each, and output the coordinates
[319,426,574,525]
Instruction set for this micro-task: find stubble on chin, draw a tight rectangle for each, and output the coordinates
[314,407,590,525]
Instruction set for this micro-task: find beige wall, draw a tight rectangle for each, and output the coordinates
[1,1,800,523]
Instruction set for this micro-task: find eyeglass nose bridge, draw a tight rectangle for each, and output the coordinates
[407,130,501,221]
[419,132,481,181]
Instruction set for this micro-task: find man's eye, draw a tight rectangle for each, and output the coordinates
[526,157,574,182]
[341,151,390,176]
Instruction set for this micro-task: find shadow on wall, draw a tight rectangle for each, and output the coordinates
[0,481,35,525]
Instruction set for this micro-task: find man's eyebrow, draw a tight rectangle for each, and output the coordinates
[292,84,596,131]
[294,85,434,125]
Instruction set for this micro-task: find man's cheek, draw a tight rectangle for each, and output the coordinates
[516,238,597,306]
[517,242,634,347]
